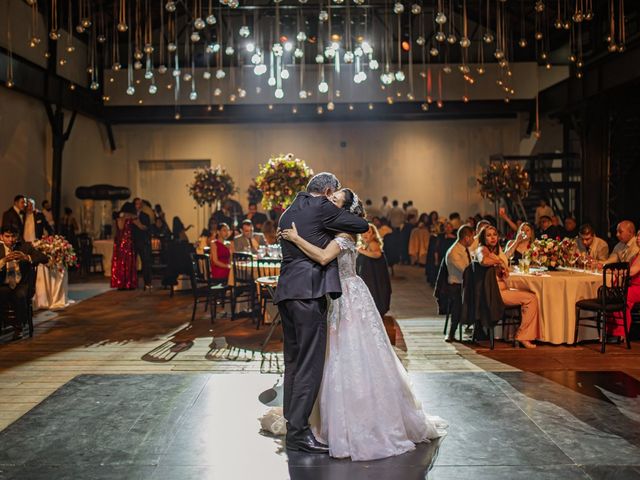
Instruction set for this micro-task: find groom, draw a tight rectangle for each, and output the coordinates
[274,172,369,453]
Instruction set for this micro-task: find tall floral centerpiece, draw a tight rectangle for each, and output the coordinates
[255,153,314,210]
[477,161,531,219]
[32,235,78,310]
[188,165,236,208]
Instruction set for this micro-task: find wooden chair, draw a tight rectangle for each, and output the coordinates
[575,262,631,353]
[231,252,258,322]
[189,253,230,324]
[77,234,104,275]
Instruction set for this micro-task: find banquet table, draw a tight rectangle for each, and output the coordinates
[506,268,602,345]
[228,259,281,286]
[93,239,114,277]
[33,264,72,311]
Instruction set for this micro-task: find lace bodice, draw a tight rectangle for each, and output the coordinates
[334,236,358,279]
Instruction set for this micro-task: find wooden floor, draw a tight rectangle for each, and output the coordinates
[0,265,638,431]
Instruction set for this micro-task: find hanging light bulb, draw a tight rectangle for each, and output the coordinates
[393,3,405,14]
[168,42,177,52]
[318,81,329,93]
[254,64,267,75]
[327,101,335,111]
[117,23,127,32]
[299,90,307,99]
[416,36,426,46]
[294,48,304,58]
[315,54,324,64]
[225,46,235,55]
[483,32,494,43]
[319,10,329,22]
[361,42,373,55]
[395,71,405,81]
[518,38,527,48]
[411,3,421,14]
[203,71,211,79]
[435,12,447,24]
[239,25,250,38]
[189,90,198,101]
[216,69,226,79]
[183,72,192,81]
[194,18,206,30]
[281,69,290,79]
[460,37,471,48]
[344,51,354,63]
[369,59,379,70]
[214,88,222,96]
[165,1,176,12]
[435,31,446,42]
[238,88,247,98]
[191,31,201,42]
[206,14,217,25]
[275,88,284,99]
[430,47,439,56]
[158,65,168,74]
[145,70,153,80]
[297,31,307,42]
[149,84,158,94]
[126,86,135,95]
[447,34,457,44]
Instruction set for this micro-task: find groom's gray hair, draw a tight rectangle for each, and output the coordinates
[306,172,341,194]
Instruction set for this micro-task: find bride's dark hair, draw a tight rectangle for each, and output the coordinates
[341,188,366,218]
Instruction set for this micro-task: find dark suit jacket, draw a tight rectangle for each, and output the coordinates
[2,208,24,236]
[0,242,49,285]
[32,211,54,239]
[460,262,505,329]
[273,192,369,304]
[132,211,151,245]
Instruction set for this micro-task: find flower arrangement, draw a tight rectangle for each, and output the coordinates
[247,180,264,205]
[188,166,236,207]
[477,161,530,203]
[527,235,578,270]
[255,153,314,210]
[33,235,78,272]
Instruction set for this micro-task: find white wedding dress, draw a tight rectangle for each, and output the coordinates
[261,236,447,461]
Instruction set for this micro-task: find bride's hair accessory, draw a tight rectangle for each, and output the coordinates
[350,192,360,214]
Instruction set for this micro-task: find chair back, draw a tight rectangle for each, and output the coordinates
[189,253,211,294]
[600,262,630,306]
[232,252,255,285]
[257,258,281,279]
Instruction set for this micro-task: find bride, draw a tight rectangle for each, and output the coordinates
[271,188,447,461]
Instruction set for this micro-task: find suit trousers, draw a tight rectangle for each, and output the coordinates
[500,288,540,341]
[134,239,153,286]
[0,283,30,329]
[447,283,462,338]
[278,297,328,439]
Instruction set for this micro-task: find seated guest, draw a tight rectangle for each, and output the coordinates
[233,219,266,254]
[605,220,639,264]
[607,230,640,341]
[469,219,491,257]
[2,195,26,239]
[172,216,192,242]
[563,217,578,238]
[245,202,268,232]
[357,224,392,317]
[0,225,48,339]
[210,223,232,284]
[505,222,535,263]
[150,215,171,239]
[23,198,54,242]
[444,225,475,342]
[261,220,278,246]
[538,215,563,240]
[476,225,540,349]
[576,224,609,262]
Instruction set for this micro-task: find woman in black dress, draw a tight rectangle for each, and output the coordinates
[356,224,392,317]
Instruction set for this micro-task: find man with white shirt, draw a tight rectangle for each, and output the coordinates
[380,196,391,219]
[576,224,609,262]
[364,199,381,220]
[444,225,475,342]
[605,220,638,264]
[387,200,406,230]
[406,200,419,220]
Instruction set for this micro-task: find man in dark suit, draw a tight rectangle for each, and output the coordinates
[274,173,369,453]
[0,225,49,338]
[133,197,153,290]
[2,195,26,240]
[23,199,54,241]
[245,203,268,232]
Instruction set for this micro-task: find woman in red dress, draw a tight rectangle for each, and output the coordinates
[111,202,139,290]
[210,222,232,285]
[608,230,640,339]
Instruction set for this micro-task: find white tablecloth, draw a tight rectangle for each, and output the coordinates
[33,265,72,311]
[506,268,602,345]
[93,239,114,277]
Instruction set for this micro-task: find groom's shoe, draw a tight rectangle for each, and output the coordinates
[286,431,329,454]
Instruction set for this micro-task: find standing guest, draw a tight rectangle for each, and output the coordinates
[505,222,535,263]
[563,217,578,238]
[365,199,381,220]
[406,201,419,221]
[59,207,79,248]
[210,223,232,284]
[607,230,640,341]
[387,200,405,230]
[605,220,639,264]
[261,220,278,245]
[357,224,392,317]
[372,217,392,238]
[535,199,554,227]
[150,214,171,239]
[141,200,155,222]
[111,202,139,290]
[0,225,49,339]
[23,199,53,241]
[575,224,609,262]
[245,202,268,232]
[538,215,563,240]
[408,214,431,265]
[212,203,234,230]
[444,225,475,342]
[172,216,193,242]
[380,196,391,219]
[428,211,442,234]
[133,197,153,290]
[2,195,26,239]
[41,200,55,229]
[476,226,540,349]
[233,219,266,254]
[448,212,462,230]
